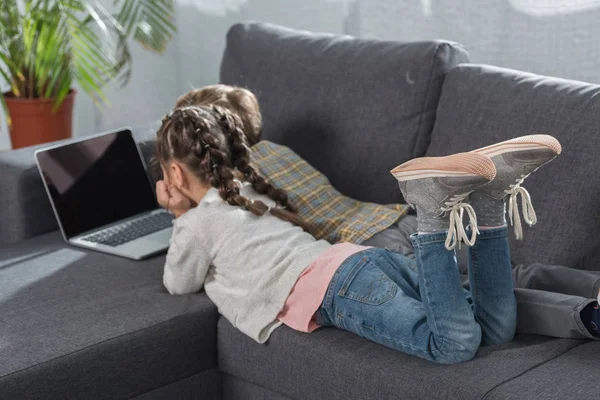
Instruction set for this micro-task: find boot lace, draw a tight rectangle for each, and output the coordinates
[441,192,479,251]
[505,174,537,240]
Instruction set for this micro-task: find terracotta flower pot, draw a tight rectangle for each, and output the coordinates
[5,90,75,149]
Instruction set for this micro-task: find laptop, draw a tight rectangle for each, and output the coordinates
[35,128,174,260]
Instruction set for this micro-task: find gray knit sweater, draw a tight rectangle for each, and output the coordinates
[163,182,331,343]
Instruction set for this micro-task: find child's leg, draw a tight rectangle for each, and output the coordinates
[513,263,600,298]
[316,245,481,364]
[458,258,600,340]
[513,263,600,338]
[465,181,516,346]
[466,226,517,345]
[411,233,483,360]
[467,134,562,344]
[320,152,500,363]
[513,288,597,339]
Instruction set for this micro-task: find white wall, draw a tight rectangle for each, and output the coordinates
[359,0,600,83]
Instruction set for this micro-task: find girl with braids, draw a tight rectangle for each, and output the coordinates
[157,103,541,364]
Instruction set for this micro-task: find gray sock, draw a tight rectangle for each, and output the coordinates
[470,192,506,227]
[416,206,450,233]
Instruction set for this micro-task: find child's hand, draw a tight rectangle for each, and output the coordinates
[156,180,194,218]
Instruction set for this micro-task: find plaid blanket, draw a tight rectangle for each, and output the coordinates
[250,141,409,244]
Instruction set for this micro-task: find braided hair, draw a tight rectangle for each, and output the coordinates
[156,105,312,233]
[174,84,262,146]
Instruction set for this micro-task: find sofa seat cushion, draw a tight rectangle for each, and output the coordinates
[218,318,585,400]
[426,64,600,269]
[220,22,469,204]
[0,232,219,399]
[485,341,600,400]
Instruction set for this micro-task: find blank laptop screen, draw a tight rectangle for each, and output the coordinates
[36,130,158,239]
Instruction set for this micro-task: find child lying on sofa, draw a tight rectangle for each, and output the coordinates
[155,86,599,363]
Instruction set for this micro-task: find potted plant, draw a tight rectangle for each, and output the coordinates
[0,0,176,149]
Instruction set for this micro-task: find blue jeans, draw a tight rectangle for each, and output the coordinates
[315,227,517,364]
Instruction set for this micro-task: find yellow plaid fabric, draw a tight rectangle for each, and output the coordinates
[250,141,410,244]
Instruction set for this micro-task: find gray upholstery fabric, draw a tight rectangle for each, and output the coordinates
[132,369,221,400]
[0,122,159,245]
[427,64,600,270]
[486,341,596,400]
[220,22,469,204]
[0,143,58,244]
[222,374,292,400]
[218,318,583,400]
[0,232,219,399]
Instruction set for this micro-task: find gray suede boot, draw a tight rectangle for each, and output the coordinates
[391,153,497,250]
[471,134,562,239]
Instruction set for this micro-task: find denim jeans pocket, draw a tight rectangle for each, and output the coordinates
[338,255,398,305]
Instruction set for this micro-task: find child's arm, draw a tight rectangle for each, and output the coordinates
[156,180,194,219]
[163,222,210,295]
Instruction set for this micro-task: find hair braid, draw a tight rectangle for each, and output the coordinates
[156,105,313,234]
[180,109,267,216]
[211,105,298,213]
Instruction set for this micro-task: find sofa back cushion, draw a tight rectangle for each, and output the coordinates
[427,64,600,269]
[220,22,468,204]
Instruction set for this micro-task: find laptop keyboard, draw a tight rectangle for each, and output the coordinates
[82,212,174,247]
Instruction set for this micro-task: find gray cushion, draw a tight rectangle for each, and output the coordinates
[0,122,160,245]
[0,144,58,244]
[486,341,598,400]
[218,318,583,400]
[427,64,600,269]
[132,369,221,400]
[222,374,290,400]
[220,22,469,204]
[0,232,219,399]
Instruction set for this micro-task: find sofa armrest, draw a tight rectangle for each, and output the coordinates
[0,145,58,244]
[0,122,160,245]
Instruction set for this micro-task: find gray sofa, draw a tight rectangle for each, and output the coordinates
[1,22,599,399]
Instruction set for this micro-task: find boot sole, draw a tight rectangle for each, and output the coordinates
[391,153,496,182]
[472,134,562,158]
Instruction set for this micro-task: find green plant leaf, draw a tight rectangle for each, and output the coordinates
[115,0,176,53]
[0,94,10,128]
[0,52,24,81]
[0,64,12,126]
[0,0,175,112]
[0,66,12,94]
